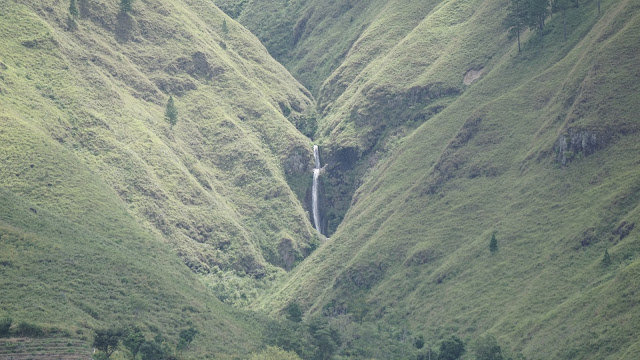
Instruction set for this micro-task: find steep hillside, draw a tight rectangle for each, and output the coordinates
[0,0,323,357]
[3,0,640,358]
[251,0,640,358]
[0,0,321,308]
[221,0,512,234]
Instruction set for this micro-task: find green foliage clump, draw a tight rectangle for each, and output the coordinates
[474,336,504,360]
[120,0,134,14]
[139,337,176,360]
[122,326,145,359]
[15,322,45,337]
[93,327,123,358]
[438,336,465,360]
[505,0,527,52]
[222,19,229,34]
[69,0,78,18]
[250,346,302,360]
[414,335,425,349]
[0,317,11,337]
[165,96,178,127]
[177,327,198,350]
[291,111,318,139]
[285,302,303,322]
[308,317,341,360]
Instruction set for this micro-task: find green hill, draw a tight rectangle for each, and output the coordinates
[232,0,640,358]
[0,0,319,357]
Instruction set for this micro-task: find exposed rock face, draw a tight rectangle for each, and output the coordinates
[165,52,224,80]
[463,67,484,85]
[278,237,298,271]
[284,145,313,176]
[555,127,609,165]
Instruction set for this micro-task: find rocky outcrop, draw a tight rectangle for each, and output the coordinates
[165,52,225,80]
[555,127,607,165]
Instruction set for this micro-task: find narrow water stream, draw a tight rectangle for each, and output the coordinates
[312,145,323,234]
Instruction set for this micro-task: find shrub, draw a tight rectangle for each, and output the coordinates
[122,326,144,358]
[438,336,465,360]
[177,327,198,350]
[93,327,123,358]
[15,322,45,337]
[69,0,78,18]
[285,302,303,323]
[474,335,504,360]
[139,340,166,360]
[120,0,134,14]
[0,317,11,337]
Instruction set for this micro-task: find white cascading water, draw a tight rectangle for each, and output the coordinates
[312,145,322,234]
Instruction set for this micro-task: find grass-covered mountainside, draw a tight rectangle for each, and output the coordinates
[2,0,640,358]
[0,0,320,357]
[229,0,640,358]
[0,0,322,304]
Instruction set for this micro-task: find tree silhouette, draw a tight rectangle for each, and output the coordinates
[165,96,178,127]
[69,0,78,18]
[602,249,611,267]
[489,233,498,254]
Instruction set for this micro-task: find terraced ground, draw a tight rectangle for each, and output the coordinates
[0,337,91,360]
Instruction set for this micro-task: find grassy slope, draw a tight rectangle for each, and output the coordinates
[253,0,640,358]
[0,0,322,357]
[0,0,321,307]
[0,124,260,358]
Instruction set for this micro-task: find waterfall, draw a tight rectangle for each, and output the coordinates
[312,145,322,234]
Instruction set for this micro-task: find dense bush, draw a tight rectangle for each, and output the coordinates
[177,327,198,350]
[474,336,504,360]
[0,317,11,337]
[15,321,45,337]
[285,302,303,322]
[438,336,465,360]
[93,327,123,358]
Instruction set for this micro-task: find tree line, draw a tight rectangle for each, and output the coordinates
[505,0,600,52]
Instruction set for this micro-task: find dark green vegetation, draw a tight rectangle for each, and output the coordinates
[165,96,178,127]
[2,0,640,359]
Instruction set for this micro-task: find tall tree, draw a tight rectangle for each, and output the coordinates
[222,19,229,34]
[489,232,498,253]
[69,0,78,18]
[505,0,527,52]
[122,326,144,359]
[553,0,571,41]
[165,96,178,127]
[526,0,549,35]
[438,336,465,360]
[93,328,123,359]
